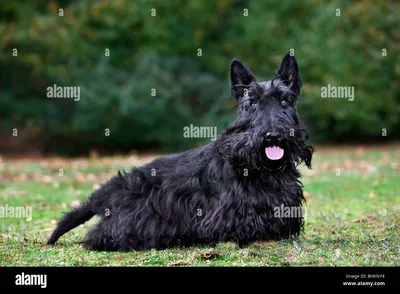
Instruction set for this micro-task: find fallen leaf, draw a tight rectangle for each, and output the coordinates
[344,159,352,169]
[41,175,52,183]
[70,200,81,208]
[170,260,189,266]
[352,219,360,223]
[90,149,99,159]
[1,172,10,179]
[199,250,220,260]
[355,147,365,156]
[75,174,86,183]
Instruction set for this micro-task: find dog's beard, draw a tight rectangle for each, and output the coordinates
[284,128,314,169]
[216,132,285,171]
[216,130,312,172]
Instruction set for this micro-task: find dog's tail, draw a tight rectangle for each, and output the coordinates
[47,200,94,245]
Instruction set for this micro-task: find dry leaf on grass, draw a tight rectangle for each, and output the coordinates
[198,250,220,260]
[170,260,190,266]
[93,184,100,190]
[70,200,81,208]
[90,149,99,159]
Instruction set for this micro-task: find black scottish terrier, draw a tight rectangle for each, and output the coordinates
[48,51,314,251]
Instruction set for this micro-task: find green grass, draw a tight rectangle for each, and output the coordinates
[0,145,399,266]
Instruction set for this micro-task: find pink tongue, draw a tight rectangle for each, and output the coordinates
[265,146,284,160]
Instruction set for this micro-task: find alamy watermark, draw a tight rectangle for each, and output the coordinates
[15,272,47,288]
[183,124,217,141]
[47,84,80,101]
[321,84,354,101]
[0,204,32,221]
[274,204,307,220]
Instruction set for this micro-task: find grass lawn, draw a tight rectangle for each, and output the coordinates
[0,144,399,266]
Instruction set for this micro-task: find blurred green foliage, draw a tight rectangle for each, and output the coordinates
[0,0,399,154]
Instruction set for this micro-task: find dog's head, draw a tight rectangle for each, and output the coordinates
[217,51,314,172]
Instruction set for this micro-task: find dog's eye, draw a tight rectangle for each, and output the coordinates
[281,100,288,107]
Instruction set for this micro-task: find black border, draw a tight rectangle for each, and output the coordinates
[1,267,399,290]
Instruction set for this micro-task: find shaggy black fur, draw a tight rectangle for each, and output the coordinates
[48,51,314,251]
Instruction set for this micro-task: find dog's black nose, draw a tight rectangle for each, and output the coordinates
[265,132,282,144]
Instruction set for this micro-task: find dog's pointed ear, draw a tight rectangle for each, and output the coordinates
[230,58,256,99]
[276,51,302,95]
